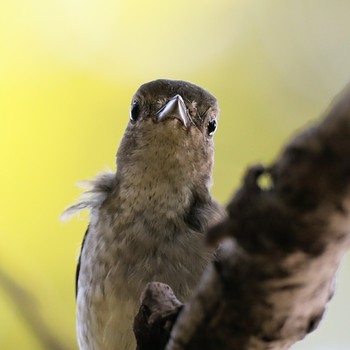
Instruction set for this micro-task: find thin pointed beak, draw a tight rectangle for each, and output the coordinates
[156,95,190,127]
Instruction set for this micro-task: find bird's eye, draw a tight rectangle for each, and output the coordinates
[130,101,140,124]
[207,119,217,136]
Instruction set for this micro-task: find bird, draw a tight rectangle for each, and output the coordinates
[63,79,226,350]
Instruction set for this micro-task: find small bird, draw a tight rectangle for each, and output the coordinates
[64,79,225,350]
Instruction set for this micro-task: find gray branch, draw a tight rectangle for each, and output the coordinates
[0,269,71,350]
[134,86,350,350]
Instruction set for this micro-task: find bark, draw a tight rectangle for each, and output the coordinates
[134,87,350,350]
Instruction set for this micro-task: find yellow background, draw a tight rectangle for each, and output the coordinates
[1,1,350,349]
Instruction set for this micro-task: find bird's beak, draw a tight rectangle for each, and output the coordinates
[156,95,190,127]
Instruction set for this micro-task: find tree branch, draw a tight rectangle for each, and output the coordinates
[0,269,71,350]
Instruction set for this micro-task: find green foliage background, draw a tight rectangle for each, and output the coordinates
[1,1,349,349]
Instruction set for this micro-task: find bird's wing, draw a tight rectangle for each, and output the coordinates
[209,198,227,225]
[76,225,90,298]
[185,195,226,233]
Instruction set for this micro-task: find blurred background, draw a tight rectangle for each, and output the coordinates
[1,0,350,349]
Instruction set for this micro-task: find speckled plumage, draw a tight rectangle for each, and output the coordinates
[66,79,226,350]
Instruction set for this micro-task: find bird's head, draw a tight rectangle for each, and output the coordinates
[116,79,220,194]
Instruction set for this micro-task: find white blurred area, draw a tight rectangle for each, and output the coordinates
[32,0,350,102]
[252,1,350,102]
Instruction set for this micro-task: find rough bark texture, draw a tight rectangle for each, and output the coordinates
[133,282,183,350]
[134,87,350,350]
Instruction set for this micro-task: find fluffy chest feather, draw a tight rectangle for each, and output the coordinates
[76,192,214,350]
